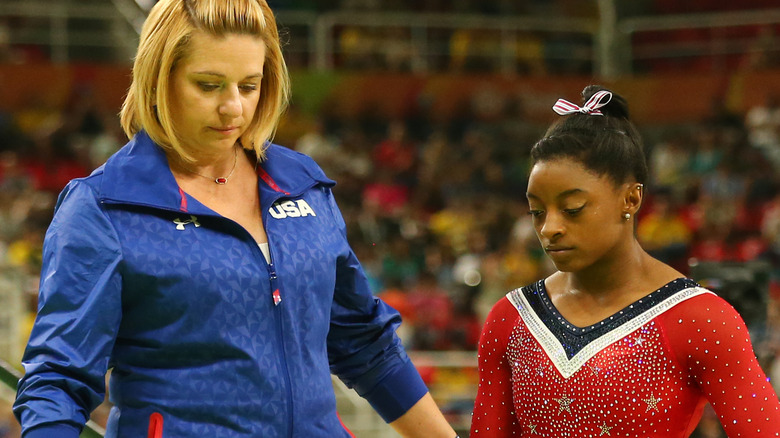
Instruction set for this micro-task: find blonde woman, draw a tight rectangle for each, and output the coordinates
[13,1,456,437]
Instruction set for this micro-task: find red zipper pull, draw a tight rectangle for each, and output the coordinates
[148,412,163,438]
[273,289,282,306]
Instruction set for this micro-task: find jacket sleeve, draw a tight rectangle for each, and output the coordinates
[323,189,428,423]
[13,180,123,437]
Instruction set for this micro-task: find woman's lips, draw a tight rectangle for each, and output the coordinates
[210,126,238,134]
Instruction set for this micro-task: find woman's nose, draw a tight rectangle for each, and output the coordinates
[218,88,242,118]
[539,212,564,240]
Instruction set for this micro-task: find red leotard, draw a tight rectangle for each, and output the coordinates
[471,278,780,437]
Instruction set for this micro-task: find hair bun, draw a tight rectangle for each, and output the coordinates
[581,85,630,119]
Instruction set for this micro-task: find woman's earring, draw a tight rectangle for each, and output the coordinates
[623,213,631,220]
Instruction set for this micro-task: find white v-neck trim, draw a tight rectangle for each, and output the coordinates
[506,286,712,379]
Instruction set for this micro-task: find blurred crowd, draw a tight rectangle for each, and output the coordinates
[1,0,778,75]
[270,0,778,15]
[4,79,780,357]
[2,76,780,436]
[0,4,778,438]
[268,0,780,75]
[287,86,780,368]
[1,6,780,429]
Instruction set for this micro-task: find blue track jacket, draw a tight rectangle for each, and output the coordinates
[14,131,428,437]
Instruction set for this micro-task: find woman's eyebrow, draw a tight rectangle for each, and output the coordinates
[526,188,584,200]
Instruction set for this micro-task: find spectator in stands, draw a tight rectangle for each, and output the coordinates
[637,187,692,266]
[13,1,457,438]
[742,24,779,71]
[762,189,780,276]
[338,26,379,69]
[421,238,457,291]
[689,125,724,177]
[361,167,412,242]
[21,131,89,193]
[294,116,340,171]
[429,194,478,255]
[406,271,454,350]
[449,28,474,72]
[315,125,373,200]
[689,221,731,262]
[648,131,692,198]
[700,161,747,220]
[414,129,450,208]
[382,27,416,72]
[0,20,14,64]
[448,287,482,350]
[380,237,423,288]
[471,85,780,436]
[745,93,780,169]
[372,119,418,185]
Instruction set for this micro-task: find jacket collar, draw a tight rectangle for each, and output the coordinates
[98,131,334,214]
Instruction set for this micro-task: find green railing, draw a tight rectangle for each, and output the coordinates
[0,359,105,438]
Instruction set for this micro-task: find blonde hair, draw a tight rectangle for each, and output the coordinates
[120,0,290,162]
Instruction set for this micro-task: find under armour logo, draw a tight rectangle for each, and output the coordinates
[173,215,201,230]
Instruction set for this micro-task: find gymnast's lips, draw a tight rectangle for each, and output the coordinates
[545,246,574,253]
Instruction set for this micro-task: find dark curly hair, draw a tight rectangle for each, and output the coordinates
[530,85,648,186]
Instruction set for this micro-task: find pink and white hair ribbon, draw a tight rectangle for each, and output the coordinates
[552,90,613,116]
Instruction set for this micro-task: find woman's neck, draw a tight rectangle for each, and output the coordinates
[168,145,240,181]
[559,238,651,299]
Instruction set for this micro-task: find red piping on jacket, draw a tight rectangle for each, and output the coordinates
[256,167,290,195]
[178,187,188,212]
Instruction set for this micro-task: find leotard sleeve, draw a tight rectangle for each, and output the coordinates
[471,296,523,436]
[661,293,780,436]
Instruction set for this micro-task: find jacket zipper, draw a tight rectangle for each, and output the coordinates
[262,195,296,438]
[258,179,322,438]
